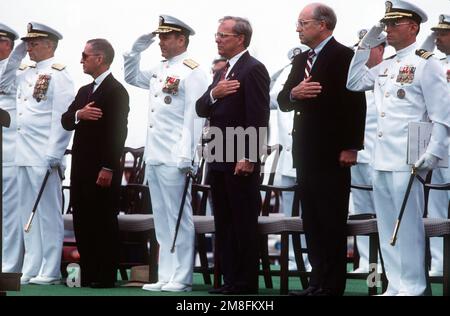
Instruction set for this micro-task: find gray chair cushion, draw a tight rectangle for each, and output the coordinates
[193,215,215,234]
[423,218,450,237]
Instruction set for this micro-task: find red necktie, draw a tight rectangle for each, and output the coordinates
[304,50,316,79]
[220,62,230,81]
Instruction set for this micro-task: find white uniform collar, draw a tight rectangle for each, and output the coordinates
[35,56,55,70]
[167,51,188,65]
[395,42,416,58]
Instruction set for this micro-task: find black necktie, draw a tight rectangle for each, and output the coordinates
[86,81,95,103]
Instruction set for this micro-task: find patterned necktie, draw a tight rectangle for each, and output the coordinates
[304,50,316,79]
[220,62,230,81]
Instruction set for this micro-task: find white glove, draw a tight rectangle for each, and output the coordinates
[46,155,62,171]
[177,159,194,175]
[0,41,27,94]
[414,152,439,171]
[359,23,384,49]
[420,33,436,52]
[131,33,156,53]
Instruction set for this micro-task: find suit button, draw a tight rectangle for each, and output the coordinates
[19,112,22,116]
[288,132,292,136]
[149,125,153,128]
[378,132,383,138]
[286,146,291,152]
[17,127,21,131]
[381,112,385,117]
[296,112,300,116]
[154,94,158,98]
[293,129,296,133]
[385,92,390,98]
[24,98,27,101]
[151,109,155,112]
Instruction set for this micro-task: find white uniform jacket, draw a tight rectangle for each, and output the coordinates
[15,57,74,166]
[0,58,17,166]
[124,50,208,167]
[347,43,450,171]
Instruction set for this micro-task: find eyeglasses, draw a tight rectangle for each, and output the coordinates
[383,21,413,29]
[214,32,240,39]
[81,52,101,60]
[296,19,322,28]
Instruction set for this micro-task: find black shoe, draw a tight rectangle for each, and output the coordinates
[209,285,232,294]
[289,286,319,296]
[221,286,258,295]
[314,288,333,296]
[90,282,115,289]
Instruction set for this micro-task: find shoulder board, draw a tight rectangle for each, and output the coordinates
[384,54,396,60]
[415,49,434,60]
[441,57,446,61]
[29,64,36,68]
[183,59,199,69]
[51,63,66,71]
[18,64,29,71]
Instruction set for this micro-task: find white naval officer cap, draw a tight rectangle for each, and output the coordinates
[431,14,450,31]
[152,15,195,36]
[287,45,308,61]
[354,28,387,47]
[381,0,428,24]
[0,23,18,41]
[21,22,63,41]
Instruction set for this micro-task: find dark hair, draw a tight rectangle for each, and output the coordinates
[312,4,337,31]
[219,16,253,48]
[86,38,114,65]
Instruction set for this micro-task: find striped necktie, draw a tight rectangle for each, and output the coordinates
[304,50,316,79]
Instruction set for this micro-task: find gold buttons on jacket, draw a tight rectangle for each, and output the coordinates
[378,132,383,138]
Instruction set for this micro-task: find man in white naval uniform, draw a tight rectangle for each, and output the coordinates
[124,15,208,292]
[349,30,386,273]
[420,14,450,277]
[0,23,21,273]
[269,46,311,271]
[347,1,450,295]
[4,22,74,285]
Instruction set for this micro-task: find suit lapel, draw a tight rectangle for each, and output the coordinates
[309,37,337,79]
[226,51,250,80]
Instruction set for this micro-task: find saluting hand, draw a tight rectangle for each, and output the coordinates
[291,77,322,100]
[211,80,240,99]
[78,101,103,121]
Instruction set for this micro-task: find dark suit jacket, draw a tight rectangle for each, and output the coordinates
[196,51,270,172]
[61,73,129,208]
[277,37,366,173]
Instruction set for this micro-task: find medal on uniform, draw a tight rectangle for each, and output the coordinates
[396,65,415,84]
[164,95,172,104]
[397,88,406,99]
[32,74,51,102]
[162,76,180,96]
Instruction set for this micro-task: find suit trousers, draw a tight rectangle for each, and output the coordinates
[146,164,195,285]
[298,167,350,295]
[2,166,22,272]
[72,180,119,285]
[350,163,375,269]
[372,170,426,295]
[18,166,64,279]
[209,169,260,290]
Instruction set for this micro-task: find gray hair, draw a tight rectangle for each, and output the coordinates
[86,38,114,66]
[219,16,253,48]
[312,4,337,31]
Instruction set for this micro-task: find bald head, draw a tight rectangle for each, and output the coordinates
[297,2,336,48]
[304,3,337,31]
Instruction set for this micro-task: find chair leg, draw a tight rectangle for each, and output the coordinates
[280,233,289,295]
[259,235,273,289]
[444,235,449,296]
[148,230,158,283]
[196,234,212,285]
[292,232,309,290]
[119,267,128,280]
[213,236,222,288]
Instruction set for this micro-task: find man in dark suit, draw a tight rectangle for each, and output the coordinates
[278,3,366,296]
[196,16,270,295]
[61,38,129,288]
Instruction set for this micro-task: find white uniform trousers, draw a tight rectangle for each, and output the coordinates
[427,164,450,274]
[18,166,63,278]
[350,163,375,270]
[2,166,22,272]
[373,170,426,295]
[146,164,195,285]
[274,174,309,270]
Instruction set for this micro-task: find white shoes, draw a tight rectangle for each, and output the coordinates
[29,275,61,285]
[20,275,33,285]
[142,281,168,291]
[161,282,192,292]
